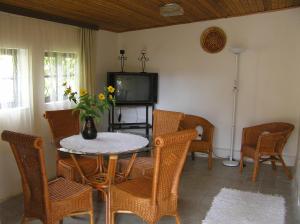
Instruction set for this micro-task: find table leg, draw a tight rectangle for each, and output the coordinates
[70,154,89,184]
[97,155,105,173]
[123,153,137,179]
[106,154,118,224]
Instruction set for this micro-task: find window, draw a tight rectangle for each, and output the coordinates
[0,48,29,109]
[44,52,79,103]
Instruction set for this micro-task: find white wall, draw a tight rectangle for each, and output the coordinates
[117,8,300,165]
[296,122,300,205]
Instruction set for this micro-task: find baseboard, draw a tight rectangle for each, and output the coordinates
[0,192,21,204]
[296,175,300,206]
[297,181,300,206]
[193,147,296,166]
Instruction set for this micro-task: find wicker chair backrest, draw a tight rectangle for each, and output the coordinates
[152,109,184,139]
[44,109,80,148]
[152,129,197,204]
[251,122,294,134]
[243,122,294,147]
[1,131,50,221]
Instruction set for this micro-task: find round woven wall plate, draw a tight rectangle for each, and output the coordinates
[201,27,227,53]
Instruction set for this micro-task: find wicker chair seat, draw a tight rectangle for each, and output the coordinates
[110,185,153,223]
[119,157,154,179]
[58,156,97,172]
[113,177,152,198]
[49,178,93,222]
[58,156,98,181]
[110,176,178,223]
[189,140,210,152]
[49,177,92,201]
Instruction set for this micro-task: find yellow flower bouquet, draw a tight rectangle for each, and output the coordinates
[63,82,115,139]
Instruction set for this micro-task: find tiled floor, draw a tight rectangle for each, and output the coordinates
[1,158,299,224]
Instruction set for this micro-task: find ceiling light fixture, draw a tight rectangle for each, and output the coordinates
[160,3,184,17]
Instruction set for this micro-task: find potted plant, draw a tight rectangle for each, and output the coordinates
[63,82,115,139]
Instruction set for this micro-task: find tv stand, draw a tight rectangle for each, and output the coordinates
[108,103,155,139]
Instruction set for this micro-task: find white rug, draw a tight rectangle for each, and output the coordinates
[202,188,285,224]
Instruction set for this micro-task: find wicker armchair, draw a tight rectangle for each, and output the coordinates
[180,115,214,169]
[44,109,97,181]
[118,109,184,179]
[239,122,294,182]
[1,130,94,224]
[109,129,197,224]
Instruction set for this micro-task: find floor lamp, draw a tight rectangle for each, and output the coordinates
[223,47,245,167]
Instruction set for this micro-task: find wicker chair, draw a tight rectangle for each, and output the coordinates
[118,109,184,179]
[239,122,294,182]
[1,130,94,224]
[109,129,197,224]
[44,109,98,181]
[180,115,214,169]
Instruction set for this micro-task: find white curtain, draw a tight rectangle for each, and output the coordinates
[0,11,80,201]
[0,48,33,131]
[80,28,96,94]
[0,49,31,109]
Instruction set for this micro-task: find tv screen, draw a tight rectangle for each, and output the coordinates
[107,72,158,105]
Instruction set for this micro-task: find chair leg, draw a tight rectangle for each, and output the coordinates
[89,210,94,224]
[191,152,195,160]
[239,152,244,173]
[175,213,181,224]
[271,158,277,171]
[109,211,115,224]
[208,150,212,170]
[98,191,106,201]
[279,155,292,179]
[21,216,29,224]
[104,191,109,224]
[252,156,260,182]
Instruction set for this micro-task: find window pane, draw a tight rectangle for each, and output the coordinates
[44,52,78,103]
[0,55,14,78]
[0,50,17,109]
[0,79,14,104]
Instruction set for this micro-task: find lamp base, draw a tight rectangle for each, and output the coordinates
[223,160,239,167]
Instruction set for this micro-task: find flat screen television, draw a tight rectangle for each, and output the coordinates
[107,72,158,105]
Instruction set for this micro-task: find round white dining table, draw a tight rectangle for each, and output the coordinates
[60,132,149,155]
[59,132,149,184]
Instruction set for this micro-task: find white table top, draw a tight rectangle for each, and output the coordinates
[59,132,149,155]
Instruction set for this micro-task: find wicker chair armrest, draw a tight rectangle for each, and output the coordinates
[206,126,214,143]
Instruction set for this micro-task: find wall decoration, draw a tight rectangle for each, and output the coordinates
[138,49,149,72]
[118,49,127,72]
[200,27,227,53]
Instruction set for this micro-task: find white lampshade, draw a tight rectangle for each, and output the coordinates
[230,47,245,54]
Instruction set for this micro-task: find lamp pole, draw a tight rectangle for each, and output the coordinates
[223,47,245,167]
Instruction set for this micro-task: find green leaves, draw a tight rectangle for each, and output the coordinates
[63,83,115,122]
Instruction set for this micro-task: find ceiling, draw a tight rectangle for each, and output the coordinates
[0,0,299,32]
